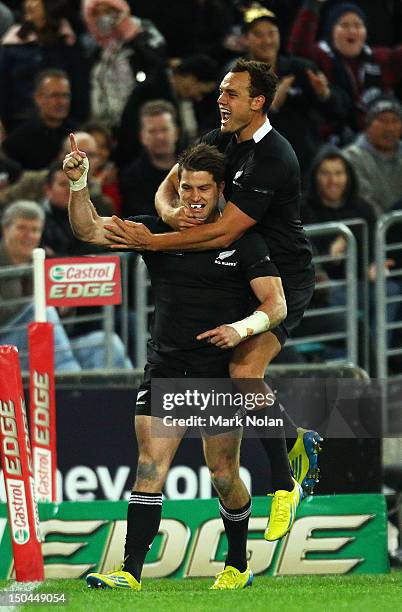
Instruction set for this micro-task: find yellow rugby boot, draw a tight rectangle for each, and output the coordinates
[210,564,253,590]
[86,561,141,590]
[264,477,302,541]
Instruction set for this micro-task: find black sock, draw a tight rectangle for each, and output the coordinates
[259,436,294,491]
[123,491,162,582]
[219,498,251,573]
[254,401,293,492]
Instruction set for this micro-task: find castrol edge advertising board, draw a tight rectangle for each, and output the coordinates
[0,398,31,545]
[45,256,121,306]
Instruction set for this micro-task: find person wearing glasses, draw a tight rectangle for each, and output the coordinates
[2,69,77,170]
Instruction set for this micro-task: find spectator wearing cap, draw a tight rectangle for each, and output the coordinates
[343,96,402,216]
[288,0,402,143]
[82,0,166,132]
[115,54,220,167]
[228,5,350,180]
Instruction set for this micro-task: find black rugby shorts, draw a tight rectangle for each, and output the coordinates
[271,281,315,347]
[135,361,230,416]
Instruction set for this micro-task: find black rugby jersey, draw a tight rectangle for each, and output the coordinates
[129,215,279,370]
[200,127,314,288]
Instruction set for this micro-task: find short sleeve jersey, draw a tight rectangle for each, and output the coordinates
[128,215,279,371]
[200,126,314,288]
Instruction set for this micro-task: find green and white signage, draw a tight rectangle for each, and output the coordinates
[0,494,389,579]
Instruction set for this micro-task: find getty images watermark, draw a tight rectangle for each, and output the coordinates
[147,377,387,439]
[149,378,284,438]
[161,387,282,429]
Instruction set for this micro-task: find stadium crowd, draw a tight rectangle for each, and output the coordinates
[0,0,401,372]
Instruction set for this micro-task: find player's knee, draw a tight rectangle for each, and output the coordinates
[135,454,169,490]
[229,362,265,378]
[209,463,238,497]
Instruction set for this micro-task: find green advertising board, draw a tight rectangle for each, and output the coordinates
[0,494,388,580]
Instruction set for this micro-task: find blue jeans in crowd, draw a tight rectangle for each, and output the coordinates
[0,304,132,372]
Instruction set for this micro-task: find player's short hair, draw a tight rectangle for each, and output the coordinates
[177,143,225,185]
[230,58,278,113]
[139,100,177,125]
[34,68,70,92]
[2,200,45,229]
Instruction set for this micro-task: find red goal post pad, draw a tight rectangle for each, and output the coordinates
[0,345,44,581]
[45,256,122,307]
[28,323,57,503]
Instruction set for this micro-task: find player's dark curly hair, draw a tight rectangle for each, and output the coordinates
[231,58,278,114]
[178,144,225,185]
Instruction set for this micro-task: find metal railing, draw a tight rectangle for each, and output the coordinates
[290,221,358,365]
[376,211,402,380]
[134,256,152,368]
[375,211,402,433]
[133,222,360,369]
[342,218,370,372]
[5,218,402,431]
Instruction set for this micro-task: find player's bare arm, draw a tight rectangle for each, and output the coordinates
[197,276,286,349]
[104,201,256,251]
[64,133,114,247]
[105,151,256,251]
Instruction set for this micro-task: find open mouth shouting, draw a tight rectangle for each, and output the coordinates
[220,108,231,126]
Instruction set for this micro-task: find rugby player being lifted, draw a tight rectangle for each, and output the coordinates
[101,60,323,518]
[65,136,307,590]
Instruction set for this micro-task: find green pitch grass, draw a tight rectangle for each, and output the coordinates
[1,573,402,612]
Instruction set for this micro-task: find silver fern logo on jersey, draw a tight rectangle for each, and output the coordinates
[217,250,236,260]
[214,250,237,266]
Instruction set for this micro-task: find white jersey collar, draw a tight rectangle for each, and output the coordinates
[253,118,272,143]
